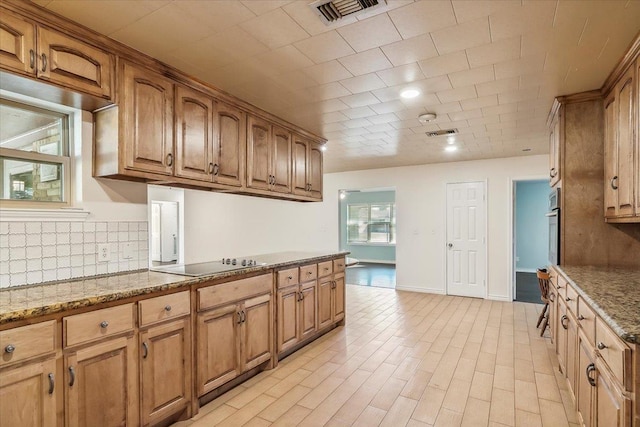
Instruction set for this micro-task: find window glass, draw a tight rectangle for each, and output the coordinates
[347,202,396,244]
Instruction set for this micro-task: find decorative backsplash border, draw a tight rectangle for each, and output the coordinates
[0,221,148,288]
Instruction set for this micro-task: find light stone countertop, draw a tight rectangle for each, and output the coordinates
[557,265,640,344]
[0,251,348,325]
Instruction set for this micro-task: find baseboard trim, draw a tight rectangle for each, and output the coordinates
[351,259,396,265]
[395,285,446,295]
[487,294,512,302]
[516,268,538,273]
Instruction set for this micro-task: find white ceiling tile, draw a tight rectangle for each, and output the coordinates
[171,1,255,33]
[475,77,519,97]
[343,106,377,120]
[388,0,457,39]
[241,0,293,16]
[376,63,425,87]
[314,98,350,113]
[342,118,373,129]
[340,92,381,108]
[367,113,400,124]
[338,49,393,76]
[199,27,270,63]
[322,122,347,132]
[252,45,315,74]
[322,111,350,123]
[460,95,498,111]
[466,36,521,69]
[494,55,545,80]
[448,109,483,122]
[380,34,439,66]
[431,17,490,55]
[418,51,469,78]
[297,82,351,102]
[430,102,463,115]
[451,0,522,23]
[448,65,495,88]
[303,60,353,84]
[366,123,396,133]
[498,87,540,105]
[340,73,387,94]
[489,0,556,42]
[240,8,308,49]
[370,101,407,115]
[293,31,355,64]
[337,14,402,53]
[436,86,477,103]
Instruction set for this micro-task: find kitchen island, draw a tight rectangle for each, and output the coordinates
[0,251,348,427]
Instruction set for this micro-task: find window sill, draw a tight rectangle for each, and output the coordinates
[0,208,90,222]
[347,242,396,247]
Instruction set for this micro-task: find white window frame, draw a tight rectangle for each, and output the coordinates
[346,202,396,246]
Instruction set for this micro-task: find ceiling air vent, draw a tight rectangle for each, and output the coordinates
[425,129,459,137]
[310,0,386,24]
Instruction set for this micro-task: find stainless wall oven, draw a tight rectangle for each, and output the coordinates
[547,188,560,265]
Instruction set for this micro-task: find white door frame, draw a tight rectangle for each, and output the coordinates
[444,180,488,298]
[508,175,549,301]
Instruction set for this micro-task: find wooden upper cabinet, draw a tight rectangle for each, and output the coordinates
[175,85,215,182]
[214,102,245,187]
[121,61,174,176]
[604,65,637,220]
[0,8,113,100]
[247,115,272,191]
[0,9,36,75]
[308,142,323,200]
[292,135,323,200]
[549,109,561,187]
[272,125,292,194]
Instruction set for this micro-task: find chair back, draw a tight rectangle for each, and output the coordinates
[536,269,550,302]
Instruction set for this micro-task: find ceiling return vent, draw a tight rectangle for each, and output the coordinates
[310,0,387,24]
[425,129,459,137]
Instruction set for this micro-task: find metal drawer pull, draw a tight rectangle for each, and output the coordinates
[550,168,557,177]
[307,271,313,275]
[4,344,15,354]
[597,342,607,350]
[69,366,75,387]
[48,373,55,394]
[100,320,109,329]
[213,164,219,176]
[41,53,47,72]
[166,153,173,166]
[288,276,293,280]
[164,305,172,312]
[209,163,215,174]
[565,297,571,301]
[29,49,35,69]
[578,315,585,320]
[560,315,568,329]
[611,175,618,190]
[586,363,596,387]
[142,341,149,359]
[237,312,242,324]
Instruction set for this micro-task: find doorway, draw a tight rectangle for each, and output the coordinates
[512,179,550,303]
[446,181,487,298]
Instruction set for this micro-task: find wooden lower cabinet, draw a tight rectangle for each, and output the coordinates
[333,274,345,322]
[197,293,272,397]
[140,317,191,426]
[557,298,568,374]
[64,334,138,427]
[0,357,57,427]
[318,278,333,330]
[277,281,317,354]
[595,359,632,427]
[577,330,595,427]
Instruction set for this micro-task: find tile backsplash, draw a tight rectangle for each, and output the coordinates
[0,221,149,288]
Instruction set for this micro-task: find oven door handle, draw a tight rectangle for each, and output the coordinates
[545,211,558,217]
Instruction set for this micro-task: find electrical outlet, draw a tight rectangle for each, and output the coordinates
[122,242,134,260]
[98,244,110,262]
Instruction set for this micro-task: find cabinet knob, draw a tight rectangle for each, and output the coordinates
[100,320,109,329]
[213,163,219,176]
[164,305,172,312]
[4,344,15,354]
[597,342,607,350]
[578,315,585,321]
[288,276,293,280]
[560,315,568,330]
[550,167,557,178]
[307,271,312,275]
[565,297,571,301]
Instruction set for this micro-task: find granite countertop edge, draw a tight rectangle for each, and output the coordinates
[0,251,349,325]
[555,266,638,344]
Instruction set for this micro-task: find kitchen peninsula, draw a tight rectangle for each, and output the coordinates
[0,251,347,426]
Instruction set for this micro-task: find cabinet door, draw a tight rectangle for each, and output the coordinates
[332,274,345,322]
[318,278,333,330]
[615,69,635,217]
[557,300,568,375]
[122,61,174,176]
[37,26,113,99]
[175,85,214,182]
[277,285,299,354]
[566,313,577,398]
[272,125,292,194]
[247,115,271,191]
[292,136,308,196]
[549,113,561,186]
[65,335,138,427]
[577,332,594,427]
[0,358,56,427]
[0,9,36,75]
[140,317,191,426]
[636,58,640,217]
[604,93,618,218]
[308,142,323,200]
[214,102,245,187]
[548,288,557,343]
[595,360,631,427]
[197,304,240,396]
[241,293,272,371]
[299,281,317,341]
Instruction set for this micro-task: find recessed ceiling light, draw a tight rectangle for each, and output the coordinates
[445,146,457,152]
[418,113,437,122]
[447,136,455,145]
[400,88,420,99]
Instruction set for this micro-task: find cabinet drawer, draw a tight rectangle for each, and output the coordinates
[577,297,596,346]
[139,291,190,327]
[333,258,346,273]
[595,317,631,390]
[299,264,317,282]
[277,268,299,289]
[0,320,56,367]
[556,275,568,299]
[64,303,134,347]
[198,273,272,311]
[318,261,333,277]
[565,284,578,317]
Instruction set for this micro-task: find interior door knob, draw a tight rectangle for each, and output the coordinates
[448,243,453,248]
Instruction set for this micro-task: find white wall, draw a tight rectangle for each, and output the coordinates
[183,154,547,301]
[148,185,185,265]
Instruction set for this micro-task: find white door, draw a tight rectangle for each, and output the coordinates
[160,201,178,262]
[446,182,486,298]
[151,202,162,262]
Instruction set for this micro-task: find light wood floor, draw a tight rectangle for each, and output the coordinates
[175,285,579,427]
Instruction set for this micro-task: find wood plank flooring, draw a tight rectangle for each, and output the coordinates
[175,285,578,427]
